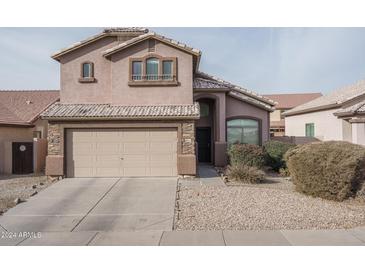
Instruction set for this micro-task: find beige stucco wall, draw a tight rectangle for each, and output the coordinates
[226,96,270,144]
[59,37,193,106]
[270,109,282,122]
[59,36,119,104]
[285,108,343,141]
[0,119,49,174]
[110,40,193,105]
[352,123,365,146]
[0,126,33,174]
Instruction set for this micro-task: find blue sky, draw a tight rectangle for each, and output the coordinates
[1,27,365,94]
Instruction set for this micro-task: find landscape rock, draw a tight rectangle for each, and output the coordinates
[32,184,37,189]
[14,198,26,205]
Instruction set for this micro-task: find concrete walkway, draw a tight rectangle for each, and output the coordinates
[1,228,365,246]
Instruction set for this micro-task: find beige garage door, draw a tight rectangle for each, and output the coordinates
[66,128,177,177]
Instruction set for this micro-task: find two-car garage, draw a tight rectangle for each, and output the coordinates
[66,128,178,177]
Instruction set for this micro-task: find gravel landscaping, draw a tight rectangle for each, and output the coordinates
[0,174,54,214]
[174,176,365,230]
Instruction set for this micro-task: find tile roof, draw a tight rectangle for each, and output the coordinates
[263,93,322,109]
[0,90,60,125]
[103,32,201,57]
[195,71,276,111]
[283,79,365,116]
[52,28,148,60]
[41,103,200,120]
[334,99,365,117]
[193,78,229,89]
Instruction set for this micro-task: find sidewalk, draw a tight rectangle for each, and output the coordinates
[1,228,364,246]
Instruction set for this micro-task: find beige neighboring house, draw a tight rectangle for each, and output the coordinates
[283,79,365,145]
[264,93,322,136]
[40,27,275,179]
[0,90,59,174]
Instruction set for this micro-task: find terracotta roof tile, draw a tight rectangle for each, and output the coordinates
[41,103,200,120]
[103,32,201,57]
[0,90,60,125]
[195,71,275,110]
[264,93,322,109]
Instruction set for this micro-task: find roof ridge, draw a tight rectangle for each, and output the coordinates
[196,71,276,106]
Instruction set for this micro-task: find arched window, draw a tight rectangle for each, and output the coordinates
[227,118,260,145]
[81,62,94,78]
[146,58,159,80]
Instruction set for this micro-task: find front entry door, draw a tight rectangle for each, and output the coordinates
[197,127,211,162]
[12,142,33,174]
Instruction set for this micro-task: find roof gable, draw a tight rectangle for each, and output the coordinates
[52,28,148,61]
[0,90,60,125]
[102,32,201,58]
[194,71,275,111]
[284,79,365,116]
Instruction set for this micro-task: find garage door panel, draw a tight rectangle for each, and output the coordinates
[150,142,176,153]
[150,168,176,176]
[123,143,148,153]
[95,143,120,154]
[73,168,94,177]
[150,130,177,140]
[124,167,147,177]
[96,168,121,177]
[123,131,149,141]
[67,128,177,177]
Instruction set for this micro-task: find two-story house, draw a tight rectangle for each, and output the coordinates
[41,28,275,179]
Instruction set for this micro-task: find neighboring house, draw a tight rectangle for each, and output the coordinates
[264,93,322,136]
[0,90,59,174]
[41,28,275,178]
[283,79,365,145]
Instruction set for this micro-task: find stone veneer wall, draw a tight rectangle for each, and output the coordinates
[47,123,61,155]
[182,121,195,154]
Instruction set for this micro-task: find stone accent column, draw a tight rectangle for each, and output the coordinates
[182,122,195,154]
[47,123,61,155]
[178,121,196,175]
[45,122,64,178]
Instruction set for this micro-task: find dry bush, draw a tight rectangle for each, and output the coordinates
[227,144,265,168]
[226,164,265,184]
[285,141,365,201]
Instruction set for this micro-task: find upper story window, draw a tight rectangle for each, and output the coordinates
[146,58,159,80]
[129,54,177,86]
[79,62,95,83]
[132,61,142,80]
[162,60,173,80]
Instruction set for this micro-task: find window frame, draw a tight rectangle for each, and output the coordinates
[129,53,177,86]
[305,123,315,137]
[226,116,262,146]
[79,61,95,83]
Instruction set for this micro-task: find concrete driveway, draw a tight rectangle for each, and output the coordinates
[0,177,177,236]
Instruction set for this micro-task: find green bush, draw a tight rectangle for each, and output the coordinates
[285,141,365,201]
[264,140,296,171]
[226,164,265,184]
[227,144,265,168]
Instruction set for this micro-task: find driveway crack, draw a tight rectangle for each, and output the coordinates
[70,178,122,232]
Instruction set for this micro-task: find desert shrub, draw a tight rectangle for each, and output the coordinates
[279,167,290,177]
[264,141,296,171]
[226,164,265,184]
[285,141,365,201]
[227,144,265,168]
